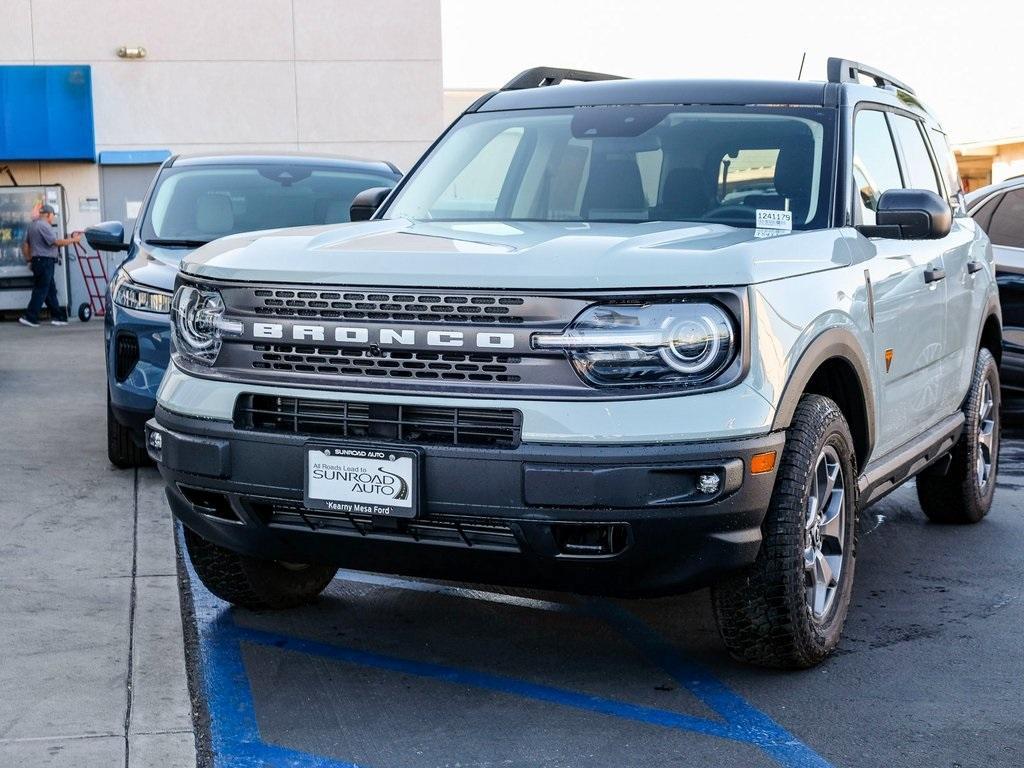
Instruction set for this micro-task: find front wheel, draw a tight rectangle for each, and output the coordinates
[711,394,858,668]
[916,347,1000,524]
[184,527,338,610]
[107,391,148,468]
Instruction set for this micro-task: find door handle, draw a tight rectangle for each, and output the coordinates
[967,260,984,274]
[924,267,946,284]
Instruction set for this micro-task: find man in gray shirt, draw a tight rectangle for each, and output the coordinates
[19,204,81,327]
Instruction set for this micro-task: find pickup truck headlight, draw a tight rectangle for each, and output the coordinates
[171,285,242,365]
[533,302,736,388]
[110,270,172,313]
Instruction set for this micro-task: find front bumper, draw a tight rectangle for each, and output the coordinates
[149,407,784,596]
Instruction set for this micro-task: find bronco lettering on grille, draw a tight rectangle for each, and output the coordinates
[251,322,516,350]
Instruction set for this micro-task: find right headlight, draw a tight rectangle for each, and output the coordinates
[110,270,172,313]
[170,285,242,366]
[533,301,737,388]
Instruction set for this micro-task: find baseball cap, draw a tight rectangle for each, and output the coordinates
[38,204,56,215]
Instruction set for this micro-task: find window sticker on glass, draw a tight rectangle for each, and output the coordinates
[756,209,792,230]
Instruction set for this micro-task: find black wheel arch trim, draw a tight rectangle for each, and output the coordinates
[770,328,876,463]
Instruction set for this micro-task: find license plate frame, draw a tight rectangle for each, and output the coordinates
[303,443,421,519]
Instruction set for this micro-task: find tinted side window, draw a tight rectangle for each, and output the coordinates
[890,115,941,195]
[972,193,1001,232]
[853,110,903,225]
[988,189,1024,248]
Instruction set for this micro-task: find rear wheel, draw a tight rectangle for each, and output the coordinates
[184,527,338,610]
[916,347,1000,524]
[712,394,858,668]
[107,391,148,468]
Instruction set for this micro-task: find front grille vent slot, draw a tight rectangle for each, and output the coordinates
[115,332,140,382]
[251,344,522,383]
[251,289,527,324]
[234,395,522,448]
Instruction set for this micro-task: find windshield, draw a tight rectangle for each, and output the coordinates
[384,106,835,230]
[140,164,397,244]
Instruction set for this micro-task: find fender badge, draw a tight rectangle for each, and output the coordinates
[884,348,894,373]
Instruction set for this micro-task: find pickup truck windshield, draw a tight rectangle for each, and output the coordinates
[385,105,835,229]
[141,164,397,244]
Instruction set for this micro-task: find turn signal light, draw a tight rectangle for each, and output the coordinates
[750,451,777,474]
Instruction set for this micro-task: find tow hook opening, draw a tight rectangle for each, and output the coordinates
[552,523,630,557]
[179,485,242,523]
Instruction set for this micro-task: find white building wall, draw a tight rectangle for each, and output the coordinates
[0,0,442,232]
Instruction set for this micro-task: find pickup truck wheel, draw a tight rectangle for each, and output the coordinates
[184,527,337,610]
[107,391,148,468]
[711,394,857,668]
[916,347,999,524]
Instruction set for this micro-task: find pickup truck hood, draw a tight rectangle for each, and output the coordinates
[180,219,852,289]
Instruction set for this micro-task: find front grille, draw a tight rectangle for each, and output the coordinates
[251,289,527,325]
[235,394,522,448]
[115,332,139,382]
[250,344,523,383]
[259,502,519,552]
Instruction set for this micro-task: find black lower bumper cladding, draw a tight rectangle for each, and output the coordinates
[149,405,783,596]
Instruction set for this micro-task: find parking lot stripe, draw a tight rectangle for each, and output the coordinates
[184,538,834,767]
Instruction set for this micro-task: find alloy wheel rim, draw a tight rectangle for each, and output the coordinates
[976,379,996,489]
[804,445,846,621]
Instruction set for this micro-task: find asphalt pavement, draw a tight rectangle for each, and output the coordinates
[2,320,1022,768]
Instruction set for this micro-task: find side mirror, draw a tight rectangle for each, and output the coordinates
[85,221,129,252]
[859,189,952,240]
[349,187,392,222]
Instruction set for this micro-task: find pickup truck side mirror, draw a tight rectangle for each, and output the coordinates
[85,221,129,252]
[349,187,392,222]
[858,189,952,240]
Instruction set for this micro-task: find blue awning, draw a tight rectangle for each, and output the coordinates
[0,65,96,161]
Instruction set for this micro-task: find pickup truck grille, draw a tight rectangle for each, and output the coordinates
[251,289,527,324]
[234,394,522,448]
[250,344,523,383]
[206,282,596,396]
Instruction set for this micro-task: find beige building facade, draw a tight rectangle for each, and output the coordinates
[954,137,1024,193]
[0,0,443,234]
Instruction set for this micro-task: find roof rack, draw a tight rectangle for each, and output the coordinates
[827,57,915,94]
[501,66,626,91]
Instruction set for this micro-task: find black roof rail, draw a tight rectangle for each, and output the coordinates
[501,66,627,91]
[827,57,915,95]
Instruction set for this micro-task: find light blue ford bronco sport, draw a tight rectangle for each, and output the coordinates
[149,59,1001,668]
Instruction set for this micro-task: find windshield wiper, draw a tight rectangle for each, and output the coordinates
[144,238,211,248]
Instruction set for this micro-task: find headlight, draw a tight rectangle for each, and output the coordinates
[171,285,242,365]
[533,302,737,388]
[110,270,172,313]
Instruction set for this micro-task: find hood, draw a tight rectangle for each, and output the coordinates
[180,219,853,289]
[122,242,192,292]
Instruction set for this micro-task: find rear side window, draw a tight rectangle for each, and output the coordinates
[972,194,1001,232]
[852,110,903,224]
[889,115,941,195]
[987,189,1024,248]
[928,128,964,209]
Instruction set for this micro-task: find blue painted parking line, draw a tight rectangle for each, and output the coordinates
[182,531,834,768]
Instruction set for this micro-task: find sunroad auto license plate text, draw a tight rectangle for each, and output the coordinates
[305,446,418,518]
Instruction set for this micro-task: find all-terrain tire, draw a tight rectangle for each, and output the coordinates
[107,391,149,468]
[184,526,338,610]
[711,394,858,668]
[916,347,1000,524]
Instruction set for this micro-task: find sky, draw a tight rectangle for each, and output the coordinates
[440,0,1023,144]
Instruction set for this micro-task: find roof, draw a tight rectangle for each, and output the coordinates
[965,176,1024,209]
[168,151,401,176]
[477,79,836,111]
[470,66,939,124]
